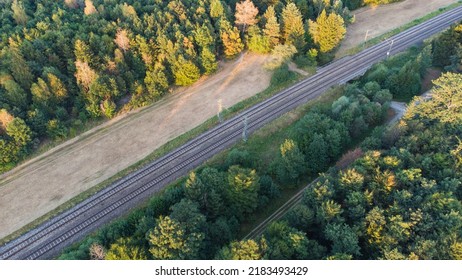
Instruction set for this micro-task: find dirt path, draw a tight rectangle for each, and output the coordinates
[0,53,271,239]
[337,0,458,57]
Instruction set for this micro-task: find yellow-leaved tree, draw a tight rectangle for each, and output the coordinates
[309,10,346,53]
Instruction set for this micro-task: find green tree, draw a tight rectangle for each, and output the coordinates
[7,39,34,92]
[0,76,28,110]
[210,0,225,18]
[184,172,205,203]
[148,215,204,260]
[173,56,201,86]
[264,44,297,69]
[227,165,260,216]
[11,0,27,25]
[325,223,361,258]
[281,3,305,50]
[46,119,68,140]
[264,221,317,260]
[193,24,215,49]
[170,199,207,234]
[220,19,244,58]
[144,65,169,100]
[200,47,218,74]
[6,117,32,147]
[275,139,306,184]
[432,25,461,67]
[219,239,267,260]
[31,78,53,111]
[409,72,462,124]
[306,133,328,174]
[105,238,147,260]
[263,6,280,47]
[386,60,421,100]
[284,204,314,232]
[309,10,346,53]
[74,39,93,64]
[247,26,271,54]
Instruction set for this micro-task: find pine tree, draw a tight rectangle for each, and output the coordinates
[31,78,53,112]
[309,10,346,53]
[7,39,34,92]
[173,56,201,86]
[275,139,306,184]
[46,73,68,101]
[247,26,271,54]
[227,165,260,216]
[210,0,225,19]
[74,39,93,64]
[306,133,328,174]
[0,74,28,110]
[193,24,215,49]
[281,3,305,50]
[263,6,281,47]
[200,47,218,74]
[184,172,205,202]
[220,19,244,58]
[11,0,27,25]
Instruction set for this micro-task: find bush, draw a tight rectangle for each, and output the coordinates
[264,44,297,70]
[294,55,311,68]
[225,148,252,169]
[270,64,297,87]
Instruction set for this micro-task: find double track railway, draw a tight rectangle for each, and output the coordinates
[1,5,462,259]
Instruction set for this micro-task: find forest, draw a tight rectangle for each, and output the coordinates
[0,0,357,172]
[58,19,462,260]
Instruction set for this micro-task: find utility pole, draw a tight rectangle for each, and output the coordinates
[217,99,223,123]
[386,38,394,58]
[242,116,248,142]
[364,29,370,46]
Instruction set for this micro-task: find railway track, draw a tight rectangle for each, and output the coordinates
[244,178,321,240]
[1,6,462,259]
